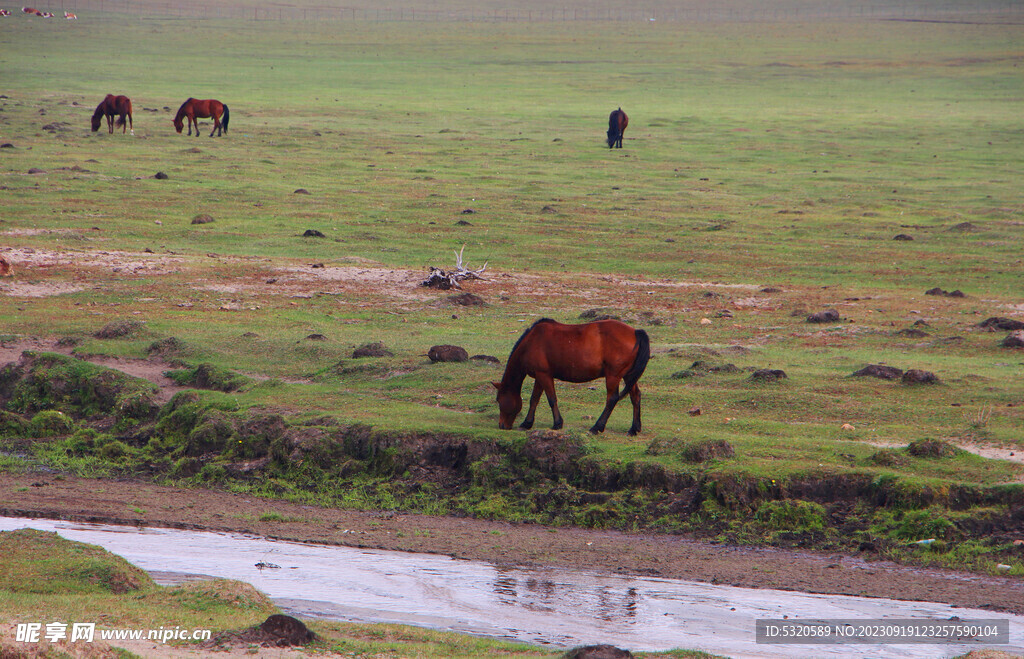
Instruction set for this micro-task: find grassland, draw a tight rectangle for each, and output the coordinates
[1,0,1023,582]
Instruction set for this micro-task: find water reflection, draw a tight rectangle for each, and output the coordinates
[1,517,1021,659]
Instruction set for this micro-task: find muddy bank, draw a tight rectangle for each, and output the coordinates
[2,473,1022,615]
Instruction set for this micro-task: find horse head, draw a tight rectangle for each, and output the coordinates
[173,116,184,133]
[90,111,103,132]
[492,381,522,430]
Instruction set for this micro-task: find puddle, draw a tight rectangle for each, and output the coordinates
[2,517,1021,658]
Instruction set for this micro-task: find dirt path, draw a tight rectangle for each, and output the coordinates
[2,473,1022,617]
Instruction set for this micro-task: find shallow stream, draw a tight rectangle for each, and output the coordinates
[2,517,1021,658]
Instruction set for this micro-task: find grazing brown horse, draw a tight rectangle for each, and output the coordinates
[91,94,133,135]
[173,98,229,137]
[607,107,628,148]
[493,318,650,435]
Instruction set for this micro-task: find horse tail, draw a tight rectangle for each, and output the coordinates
[115,116,124,128]
[221,104,230,133]
[617,329,650,402]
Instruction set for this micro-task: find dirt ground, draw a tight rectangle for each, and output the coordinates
[2,473,1023,618]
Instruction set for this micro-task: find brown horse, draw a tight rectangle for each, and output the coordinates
[173,98,229,137]
[607,107,628,148]
[91,94,133,135]
[493,318,650,435]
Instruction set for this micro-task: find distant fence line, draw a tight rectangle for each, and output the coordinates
[52,0,1024,22]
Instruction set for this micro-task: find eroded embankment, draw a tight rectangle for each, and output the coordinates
[1,349,1023,574]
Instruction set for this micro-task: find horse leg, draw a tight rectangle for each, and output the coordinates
[210,116,219,137]
[106,115,113,134]
[519,380,544,430]
[589,376,623,434]
[534,373,563,430]
[128,113,133,136]
[627,384,642,436]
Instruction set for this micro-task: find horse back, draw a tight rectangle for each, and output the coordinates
[523,319,639,382]
[609,108,627,131]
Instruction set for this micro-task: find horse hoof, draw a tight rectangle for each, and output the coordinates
[588,426,605,434]
[519,421,533,430]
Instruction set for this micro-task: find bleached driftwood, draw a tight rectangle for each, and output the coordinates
[422,245,488,290]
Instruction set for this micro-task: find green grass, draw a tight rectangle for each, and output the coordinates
[1,0,1022,573]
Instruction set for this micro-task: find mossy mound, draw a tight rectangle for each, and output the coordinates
[0,528,153,594]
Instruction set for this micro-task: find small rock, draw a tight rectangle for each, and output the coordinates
[893,234,914,241]
[293,188,310,194]
[259,614,316,647]
[305,333,326,341]
[979,317,1024,331]
[427,345,469,363]
[750,368,787,382]
[925,287,965,298]
[27,168,46,174]
[1000,330,1024,348]
[191,214,214,225]
[352,342,393,358]
[841,423,855,430]
[0,256,11,277]
[302,229,325,238]
[807,309,840,323]
[852,364,904,380]
[902,369,939,385]
[154,171,168,179]
[688,407,702,416]
[455,219,472,226]
[470,354,500,364]
[563,645,633,659]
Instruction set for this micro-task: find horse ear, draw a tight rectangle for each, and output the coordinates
[491,381,501,390]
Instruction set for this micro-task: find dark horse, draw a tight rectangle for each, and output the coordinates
[493,318,650,435]
[607,107,628,148]
[173,98,230,137]
[91,94,133,135]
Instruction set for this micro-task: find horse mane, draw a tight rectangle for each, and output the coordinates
[173,98,194,121]
[497,318,555,391]
[508,318,556,359]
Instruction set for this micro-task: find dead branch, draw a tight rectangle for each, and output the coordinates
[421,245,488,290]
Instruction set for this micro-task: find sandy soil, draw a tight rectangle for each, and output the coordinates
[2,473,1023,618]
